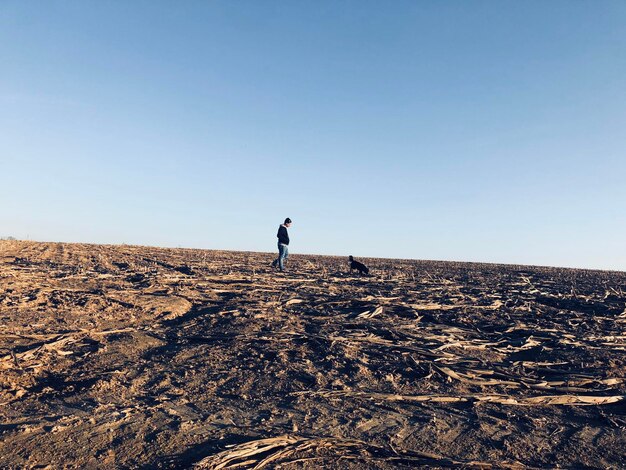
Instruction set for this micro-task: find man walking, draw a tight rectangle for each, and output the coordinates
[271,218,291,272]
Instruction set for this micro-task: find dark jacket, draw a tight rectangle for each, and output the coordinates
[277,225,289,245]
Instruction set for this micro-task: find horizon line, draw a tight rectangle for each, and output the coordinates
[2,237,624,274]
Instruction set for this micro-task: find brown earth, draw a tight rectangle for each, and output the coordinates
[0,240,625,469]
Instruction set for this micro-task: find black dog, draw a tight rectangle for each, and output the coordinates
[349,255,369,275]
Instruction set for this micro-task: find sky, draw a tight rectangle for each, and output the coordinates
[1,1,625,271]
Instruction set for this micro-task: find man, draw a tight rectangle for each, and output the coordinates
[271,218,291,272]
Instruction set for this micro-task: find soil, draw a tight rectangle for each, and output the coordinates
[1,240,625,469]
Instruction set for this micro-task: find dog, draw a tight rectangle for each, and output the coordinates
[349,255,369,275]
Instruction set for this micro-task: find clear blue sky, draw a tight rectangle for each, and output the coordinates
[2,1,625,271]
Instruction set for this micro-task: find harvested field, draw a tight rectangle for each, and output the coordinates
[1,240,625,469]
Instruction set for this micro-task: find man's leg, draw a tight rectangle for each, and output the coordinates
[271,243,280,267]
[278,244,287,271]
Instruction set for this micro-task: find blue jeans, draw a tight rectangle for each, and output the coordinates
[272,243,289,270]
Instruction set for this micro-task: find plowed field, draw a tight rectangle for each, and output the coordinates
[1,241,625,469]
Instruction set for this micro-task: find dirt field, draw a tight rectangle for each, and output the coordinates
[1,240,625,469]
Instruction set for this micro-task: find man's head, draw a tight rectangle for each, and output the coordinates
[284,217,292,227]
